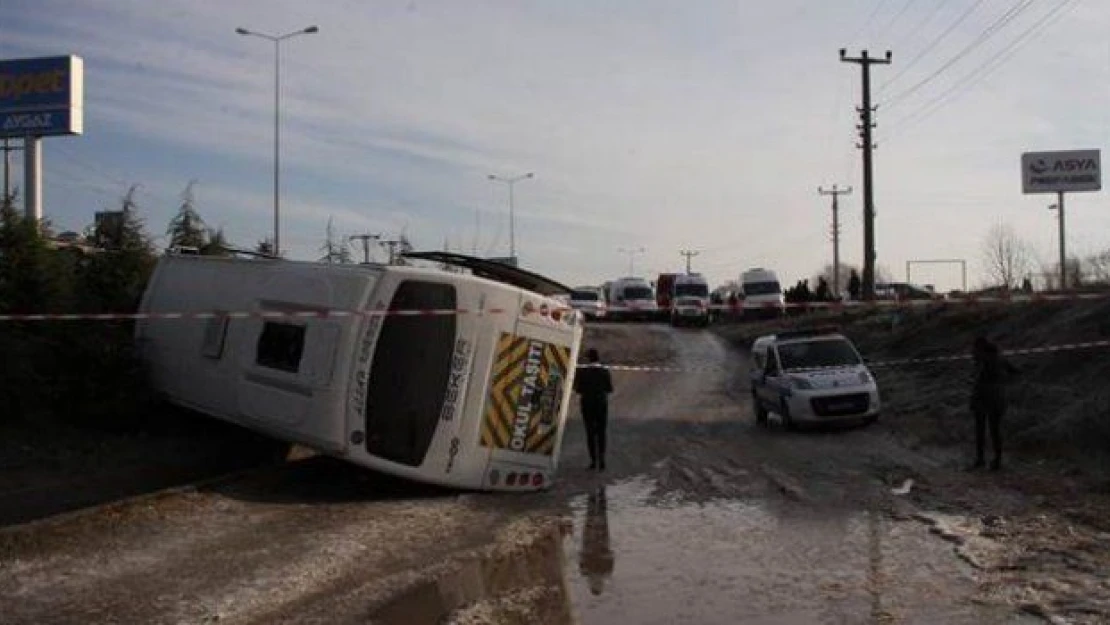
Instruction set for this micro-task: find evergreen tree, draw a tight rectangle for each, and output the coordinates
[166,180,207,250]
[200,227,231,256]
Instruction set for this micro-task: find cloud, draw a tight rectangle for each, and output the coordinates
[2,0,1107,290]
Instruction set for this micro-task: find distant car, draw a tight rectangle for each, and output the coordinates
[749,327,880,429]
[874,282,942,301]
[568,287,607,320]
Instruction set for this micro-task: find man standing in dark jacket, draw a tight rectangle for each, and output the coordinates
[971,336,1019,471]
[574,348,613,471]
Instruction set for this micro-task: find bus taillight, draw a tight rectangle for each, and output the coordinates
[531,473,544,487]
[506,472,518,486]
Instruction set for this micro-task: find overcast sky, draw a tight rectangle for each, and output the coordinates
[2,0,1105,291]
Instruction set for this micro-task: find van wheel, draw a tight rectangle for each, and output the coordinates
[780,401,796,431]
[753,393,768,426]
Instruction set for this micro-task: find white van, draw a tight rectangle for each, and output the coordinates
[749,327,880,429]
[670,273,710,327]
[605,277,657,322]
[740,268,785,320]
[134,252,583,491]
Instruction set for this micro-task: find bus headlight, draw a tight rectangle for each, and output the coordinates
[789,376,813,390]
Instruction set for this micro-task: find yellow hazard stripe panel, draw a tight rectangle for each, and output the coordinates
[481,332,571,457]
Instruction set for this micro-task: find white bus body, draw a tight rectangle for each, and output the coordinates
[740,268,785,319]
[134,253,583,492]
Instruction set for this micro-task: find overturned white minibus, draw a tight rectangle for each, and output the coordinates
[134,252,583,491]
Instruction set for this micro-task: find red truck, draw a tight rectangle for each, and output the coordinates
[655,273,679,319]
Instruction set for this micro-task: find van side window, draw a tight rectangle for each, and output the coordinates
[256,322,306,373]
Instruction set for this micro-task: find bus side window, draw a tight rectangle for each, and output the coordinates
[201,312,229,359]
[256,322,306,373]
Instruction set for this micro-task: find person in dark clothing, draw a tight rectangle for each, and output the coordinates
[970,336,1020,471]
[848,270,862,301]
[574,348,613,471]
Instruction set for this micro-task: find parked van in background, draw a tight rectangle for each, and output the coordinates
[568,286,607,320]
[670,273,710,327]
[606,277,657,322]
[740,268,785,320]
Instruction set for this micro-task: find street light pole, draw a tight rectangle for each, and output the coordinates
[236,25,319,258]
[487,172,534,262]
[618,247,645,276]
[1049,194,1067,289]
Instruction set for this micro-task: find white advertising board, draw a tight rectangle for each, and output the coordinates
[1021,149,1101,194]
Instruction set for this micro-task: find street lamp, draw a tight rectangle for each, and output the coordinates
[618,246,645,276]
[487,172,534,262]
[235,24,319,257]
[1049,201,1066,289]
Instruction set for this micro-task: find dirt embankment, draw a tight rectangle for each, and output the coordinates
[715,303,1110,624]
[714,299,1110,475]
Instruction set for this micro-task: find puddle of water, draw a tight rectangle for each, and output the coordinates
[562,477,1037,625]
[368,523,575,625]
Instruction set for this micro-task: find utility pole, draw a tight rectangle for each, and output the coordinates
[349,233,380,264]
[841,48,891,301]
[2,138,23,202]
[818,185,852,297]
[679,249,699,274]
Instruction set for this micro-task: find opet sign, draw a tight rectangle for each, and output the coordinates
[0,55,84,138]
[1021,149,1101,194]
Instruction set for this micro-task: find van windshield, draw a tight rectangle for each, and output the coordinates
[571,290,599,301]
[744,281,781,295]
[777,339,861,371]
[622,286,653,300]
[675,283,708,297]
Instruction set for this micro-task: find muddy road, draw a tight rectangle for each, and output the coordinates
[2,323,1093,623]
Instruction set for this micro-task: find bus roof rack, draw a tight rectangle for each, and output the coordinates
[774,325,841,340]
[401,251,573,296]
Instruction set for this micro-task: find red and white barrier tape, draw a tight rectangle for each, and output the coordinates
[0,291,1107,323]
[582,339,1110,373]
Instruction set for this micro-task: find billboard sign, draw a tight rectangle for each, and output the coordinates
[1021,149,1101,194]
[0,55,84,138]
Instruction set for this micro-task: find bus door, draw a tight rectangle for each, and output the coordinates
[476,296,582,489]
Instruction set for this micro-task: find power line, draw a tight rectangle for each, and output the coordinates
[850,0,894,47]
[875,0,920,42]
[884,0,1037,108]
[881,0,1080,143]
[877,0,960,94]
[879,0,989,96]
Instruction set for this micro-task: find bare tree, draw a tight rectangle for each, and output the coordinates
[812,263,861,297]
[1086,249,1110,285]
[981,223,1032,290]
[319,217,352,264]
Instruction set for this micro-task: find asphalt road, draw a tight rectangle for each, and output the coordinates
[0,323,1050,624]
